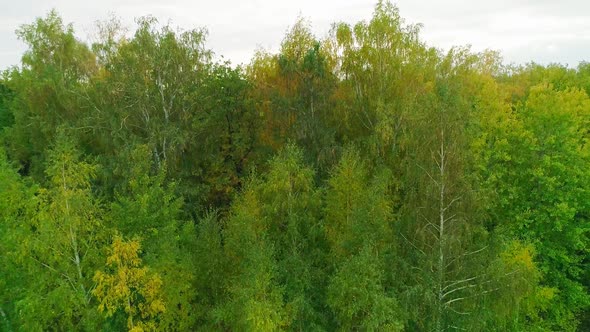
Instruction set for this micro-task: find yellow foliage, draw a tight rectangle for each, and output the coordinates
[501,241,536,272]
[93,235,165,331]
[537,286,556,301]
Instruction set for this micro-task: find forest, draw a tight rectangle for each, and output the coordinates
[0,1,589,331]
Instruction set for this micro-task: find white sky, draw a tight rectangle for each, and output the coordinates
[1,0,589,70]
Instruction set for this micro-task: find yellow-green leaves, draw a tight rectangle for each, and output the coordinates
[325,147,393,259]
[93,235,165,332]
[5,134,106,330]
[327,247,402,331]
[2,1,590,330]
[475,79,590,330]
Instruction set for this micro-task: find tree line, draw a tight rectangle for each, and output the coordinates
[0,1,588,331]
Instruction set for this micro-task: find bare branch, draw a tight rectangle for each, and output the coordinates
[442,196,462,212]
[448,306,471,316]
[442,283,476,299]
[417,163,439,187]
[443,275,480,292]
[399,232,427,256]
[446,246,488,268]
[443,213,457,223]
[445,287,502,307]
[444,296,466,307]
[30,256,78,294]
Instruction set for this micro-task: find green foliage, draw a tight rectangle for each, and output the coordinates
[4,10,96,180]
[1,2,589,330]
[0,81,15,133]
[325,148,393,258]
[196,64,261,207]
[476,83,590,329]
[108,144,197,330]
[216,145,326,330]
[85,16,261,213]
[330,0,437,166]
[324,149,402,330]
[327,246,402,331]
[218,181,288,330]
[0,147,35,331]
[248,19,339,174]
[191,213,226,328]
[6,134,105,330]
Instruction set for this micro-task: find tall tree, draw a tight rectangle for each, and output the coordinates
[195,64,261,208]
[90,18,260,211]
[217,145,326,330]
[395,47,542,331]
[329,0,437,167]
[248,19,338,173]
[476,83,590,329]
[5,11,97,179]
[108,144,197,330]
[324,148,403,330]
[12,133,105,330]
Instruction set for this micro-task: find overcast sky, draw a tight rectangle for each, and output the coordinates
[1,0,589,70]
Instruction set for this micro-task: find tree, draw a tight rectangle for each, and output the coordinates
[217,145,326,330]
[394,47,543,331]
[195,64,261,208]
[217,180,288,330]
[476,84,590,329]
[93,235,165,332]
[324,148,403,330]
[89,18,260,212]
[12,133,105,330]
[0,147,36,331]
[108,144,197,330]
[190,212,227,329]
[5,11,97,180]
[329,0,437,167]
[0,81,14,134]
[91,16,210,171]
[248,19,338,173]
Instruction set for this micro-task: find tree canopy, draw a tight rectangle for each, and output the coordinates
[1,2,588,331]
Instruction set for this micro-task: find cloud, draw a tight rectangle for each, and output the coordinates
[0,0,588,69]
[395,0,590,66]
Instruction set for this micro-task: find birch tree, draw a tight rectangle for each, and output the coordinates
[397,49,530,331]
[14,133,105,330]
